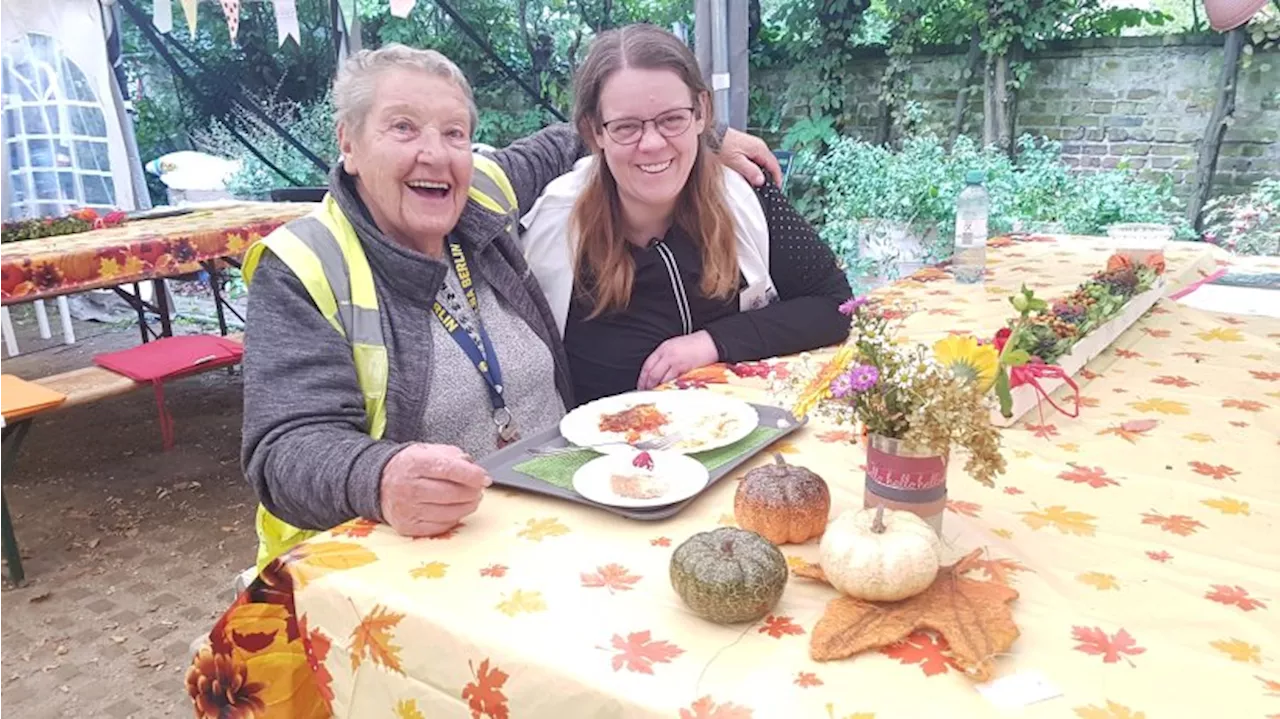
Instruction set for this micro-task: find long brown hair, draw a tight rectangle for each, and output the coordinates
[570,23,738,318]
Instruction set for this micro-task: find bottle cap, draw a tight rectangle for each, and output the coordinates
[965,170,986,185]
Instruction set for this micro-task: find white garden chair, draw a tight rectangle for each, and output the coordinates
[1,297,75,357]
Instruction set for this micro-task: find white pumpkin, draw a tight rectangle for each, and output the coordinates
[818,506,942,602]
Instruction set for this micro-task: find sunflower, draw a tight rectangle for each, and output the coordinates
[933,335,999,391]
[791,345,856,418]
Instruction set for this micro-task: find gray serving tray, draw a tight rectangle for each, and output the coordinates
[480,402,806,521]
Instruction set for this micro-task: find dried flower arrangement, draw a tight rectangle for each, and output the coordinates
[778,297,1007,487]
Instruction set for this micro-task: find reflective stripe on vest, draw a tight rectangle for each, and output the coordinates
[242,157,518,572]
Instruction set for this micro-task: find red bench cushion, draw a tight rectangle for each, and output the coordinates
[93,335,243,382]
[92,335,243,448]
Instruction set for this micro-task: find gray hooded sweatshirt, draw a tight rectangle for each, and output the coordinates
[241,125,586,531]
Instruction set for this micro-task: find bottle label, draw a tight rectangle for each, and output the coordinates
[957,218,988,248]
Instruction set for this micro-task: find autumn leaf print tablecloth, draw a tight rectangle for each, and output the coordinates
[188,237,1280,719]
[1,202,312,304]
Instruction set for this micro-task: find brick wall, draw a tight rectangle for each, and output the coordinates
[754,35,1280,199]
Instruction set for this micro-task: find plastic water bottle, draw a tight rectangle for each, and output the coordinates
[953,170,989,284]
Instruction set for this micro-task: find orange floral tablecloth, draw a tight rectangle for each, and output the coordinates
[1,202,313,305]
[188,237,1280,719]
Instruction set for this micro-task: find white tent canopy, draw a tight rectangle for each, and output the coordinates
[1,0,139,221]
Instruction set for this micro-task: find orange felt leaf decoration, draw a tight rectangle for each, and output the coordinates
[795,550,1020,682]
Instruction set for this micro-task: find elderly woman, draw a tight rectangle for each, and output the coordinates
[241,43,779,568]
[520,25,852,405]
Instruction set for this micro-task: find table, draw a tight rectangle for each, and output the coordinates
[1,202,312,339]
[187,237,1280,718]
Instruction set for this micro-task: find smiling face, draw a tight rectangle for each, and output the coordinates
[338,67,474,254]
[593,67,706,223]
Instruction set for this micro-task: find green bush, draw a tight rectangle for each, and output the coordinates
[192,93,337,197]
[808,133,1192,281]
[1201,178,1280,256]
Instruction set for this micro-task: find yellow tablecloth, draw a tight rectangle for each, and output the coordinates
[188,237,1280,719]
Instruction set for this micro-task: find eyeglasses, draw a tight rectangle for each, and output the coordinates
[600,107,696,145]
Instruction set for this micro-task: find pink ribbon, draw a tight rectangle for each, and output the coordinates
[1010,361,1081,422]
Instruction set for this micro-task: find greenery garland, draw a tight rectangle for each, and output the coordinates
[1,209,126,244]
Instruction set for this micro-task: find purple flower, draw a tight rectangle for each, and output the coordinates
[838,296,869,316]
[849,364,880,392]
[830,372,854,399]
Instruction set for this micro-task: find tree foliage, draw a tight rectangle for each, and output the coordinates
[125,0,689,195]
[123,0,1188,198]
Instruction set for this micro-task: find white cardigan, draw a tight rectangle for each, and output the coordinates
[517,156,779,337]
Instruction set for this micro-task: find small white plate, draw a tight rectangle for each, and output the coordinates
[571,451,710,508]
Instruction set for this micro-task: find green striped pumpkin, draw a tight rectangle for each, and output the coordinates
[669,527,788,624]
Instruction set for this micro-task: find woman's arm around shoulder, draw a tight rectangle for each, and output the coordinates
[241,253,411,531]
[482,124,588,216]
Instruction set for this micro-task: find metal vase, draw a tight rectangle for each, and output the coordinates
[863,433,949,535]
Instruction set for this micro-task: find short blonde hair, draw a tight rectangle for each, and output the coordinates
[333,43,479,134]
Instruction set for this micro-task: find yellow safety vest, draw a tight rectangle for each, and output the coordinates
[242,155,520,571]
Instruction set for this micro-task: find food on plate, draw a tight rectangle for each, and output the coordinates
[598,402,670,443]
[610,473,670,500]
[734,454,831,544]
[672,411,740,451]
[669,527,788,624]
[818,505,941,602]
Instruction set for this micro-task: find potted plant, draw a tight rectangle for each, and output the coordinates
[778,297,1007,534]
[811,137,968,289]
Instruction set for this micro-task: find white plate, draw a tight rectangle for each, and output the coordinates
[572,451,710,508]
[559,390,758,456]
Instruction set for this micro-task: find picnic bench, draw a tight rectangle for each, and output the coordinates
[1,333,245,584]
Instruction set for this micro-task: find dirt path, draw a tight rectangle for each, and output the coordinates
[2,304,257,718]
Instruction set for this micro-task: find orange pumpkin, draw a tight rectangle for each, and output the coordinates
[1106,254,1133,273]
[734,454,830,544]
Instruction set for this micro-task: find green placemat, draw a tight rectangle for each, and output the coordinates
[512,426,784,491]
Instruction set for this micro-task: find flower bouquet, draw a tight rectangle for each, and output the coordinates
[991,252,1167,425]
[777,297,1006,533]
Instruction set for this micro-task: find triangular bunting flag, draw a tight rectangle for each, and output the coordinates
[220,0,241,43]
[273,0,301,47]
[390,0,417,18]
[153,0,173,34]
[180,0,198,38]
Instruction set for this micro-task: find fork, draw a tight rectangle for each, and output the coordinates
[527,431,685,457]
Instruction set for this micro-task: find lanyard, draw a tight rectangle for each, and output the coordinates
[432,237,519,445]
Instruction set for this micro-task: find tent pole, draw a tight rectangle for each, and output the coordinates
[101,0,152,210]
[331,0,346,62]
[695,0,746,132]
